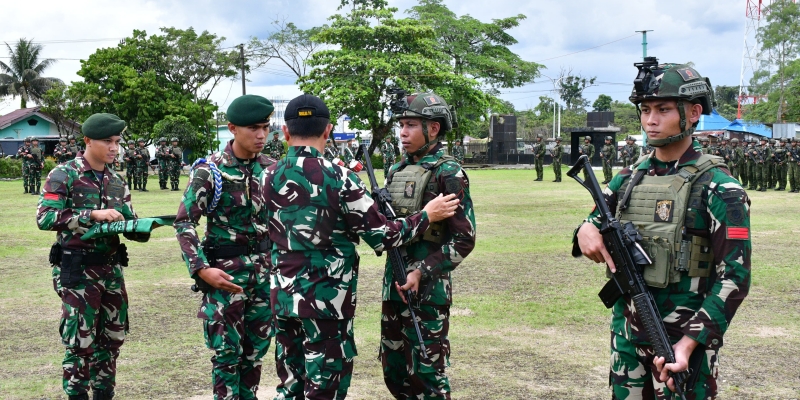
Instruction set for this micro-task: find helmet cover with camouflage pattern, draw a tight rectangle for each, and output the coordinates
[584,136,591,141]
[629,59,715,115]
[159,137,167,143]
[170,137,179,142]
[395,92,455,133]
[605,136,613,141]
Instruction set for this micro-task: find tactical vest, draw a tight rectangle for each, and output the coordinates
[615,154,723,288]
[385,155,455,244]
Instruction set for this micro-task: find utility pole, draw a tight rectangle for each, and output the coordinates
[635,30,653,60]
[239,44,246,95]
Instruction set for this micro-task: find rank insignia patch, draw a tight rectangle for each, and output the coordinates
[404,181,415,198]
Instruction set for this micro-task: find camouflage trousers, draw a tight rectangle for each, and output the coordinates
[602,160,613,183]
[125,163,136,188]
[135,162,149,190]
[767,162,775,187]
[729,164,740,185]
[384,158,395,178]
[381,301,451,400]
[776,163,787,189]
[53,263,128,396]
[552,160,562,181]
[609,332,718,400]
[168,161,181,190]
[755,163,766,189]
[21,162,30,191]
[200,268,273,400]
[158,160,168,188]
[534,157,543,180]
[747,163,756,189]
[273,316,356,400]
[789,162,799,191]
[26,165,42,193]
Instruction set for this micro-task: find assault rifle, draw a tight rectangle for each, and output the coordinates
[355,144,430,361]
[567,155,691,400]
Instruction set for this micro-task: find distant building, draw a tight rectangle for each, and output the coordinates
[0,107,80,156]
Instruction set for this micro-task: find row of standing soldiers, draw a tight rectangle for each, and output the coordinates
[700,136,800,193]
[534,135,640,184]
[19,135,83,195]
[123,137,183,192]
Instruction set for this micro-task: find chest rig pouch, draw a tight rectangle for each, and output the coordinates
[616,154,722,288]
[385,156,455,244]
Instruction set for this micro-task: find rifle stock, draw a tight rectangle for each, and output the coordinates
[568,155,690,400]
[355,144,430,361]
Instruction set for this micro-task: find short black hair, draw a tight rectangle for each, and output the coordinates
[286,117,329,139]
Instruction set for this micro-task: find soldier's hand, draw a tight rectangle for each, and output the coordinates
[90,209,125,222]
[654,336,699,392]
[576,222,616,271]
[197,268,243,294]
[395,269,422,304]
[422,193,459,222]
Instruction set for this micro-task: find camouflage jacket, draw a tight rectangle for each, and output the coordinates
[551,143,563,159]
[451,145,465,163]
[580,143,595,159]
[381,141,396,162]
[54,144,72,163]
[573,140,750,350]
[169,146,183,165]
[382,142,477,305]
[341,146,355,164]
[37,153,149,253]
[323,144,337,161]
[601,144,616,162]
[135,147,150,166]
[266,139,284,159]
[124,149,137,165]
[532,141,545,159]
[156,144,169,161]
[266,146,432,319]
[174,140,275,277]
[16,145,33,164]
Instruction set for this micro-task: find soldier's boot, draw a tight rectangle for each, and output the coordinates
[92,388,114,400]
[68,394,89,400]
[127,176,132,188]
[23,184,28,194]
[141,177,148,192]
[32,184,40,195]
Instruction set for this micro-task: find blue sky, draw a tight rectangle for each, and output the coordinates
[0,0,753,116]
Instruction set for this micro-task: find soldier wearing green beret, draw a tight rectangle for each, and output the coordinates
[265,131,284,160]
[38,113,150,400]
[175,94,277,400]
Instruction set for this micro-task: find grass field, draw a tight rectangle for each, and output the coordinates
[0,168,798,399]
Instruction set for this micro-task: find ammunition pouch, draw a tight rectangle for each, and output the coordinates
[49,242,63,265]
[60,246,127,289]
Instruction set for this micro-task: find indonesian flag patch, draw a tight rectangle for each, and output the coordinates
[44,193,60,201]
[726,227,749,240]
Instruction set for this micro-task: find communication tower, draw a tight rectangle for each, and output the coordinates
[737,0,769,119]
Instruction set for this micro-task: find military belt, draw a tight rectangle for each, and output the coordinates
[62,245,128,266]
[204,238,271,260]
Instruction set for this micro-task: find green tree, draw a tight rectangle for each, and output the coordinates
[248,18,325,78]
[755,0,800,122]
[0,38,62,108]
[40,82,81,138]
[714,85,740,121]
[592,94,612,112]
[67,28,236,148]
[558,72,596,111]
[610,100,641,135]
[153,115,210,162]
[407,0,541,139]
[299,4,489,154]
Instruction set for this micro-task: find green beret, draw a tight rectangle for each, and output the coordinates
[227,95,274,126]
[82,113,127,139]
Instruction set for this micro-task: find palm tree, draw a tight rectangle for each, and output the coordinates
[0,38,62,109]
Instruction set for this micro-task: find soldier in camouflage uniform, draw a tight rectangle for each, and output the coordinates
[745,139,757,190]
[729,138,743,183]
[698,137,710,154]
[37,113,151,400]
[265,94,458,400]
[755,137,768,191]
[17,137,33,193]
[381,135,397,176]
[579,135,595,160]
[323,138,337,162]
[68,135,83,157]
[167,137,182,191]
[765,139,776,189]
[122,141,137,190]
[266,131,284,160]
[551,137,564,182]
[55,137,73,164]
[774,138,788,190]
[155,137,169,190]
[789,138,800,193]
[600,135,616,184]
[174,95,277,400]
[341,139,356,164]
[574,60,750,400]
[134,138,150,192]
[381,91,476,400]
[451,138,465,164]
[532,134,545,181]
[620,136,640,168]
[28,138,44,195]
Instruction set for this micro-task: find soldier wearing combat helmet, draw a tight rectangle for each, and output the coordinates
[381,90,476,399]
[600,135,616,184]
[156,137,169,190]
[621,136,641,168]
[574,57,751,398]
[551,136,564,182]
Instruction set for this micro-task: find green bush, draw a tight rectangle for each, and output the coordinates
[0,158,22,178]
[371,153,384,170]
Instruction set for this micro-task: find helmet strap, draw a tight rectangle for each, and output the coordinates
[639,99,695,147]
[410,120,434,158]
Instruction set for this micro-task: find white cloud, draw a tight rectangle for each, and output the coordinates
[0,0,756,116]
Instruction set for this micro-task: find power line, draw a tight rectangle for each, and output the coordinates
[533,33,639,63]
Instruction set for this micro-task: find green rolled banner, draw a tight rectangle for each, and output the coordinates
[81,215,176,240]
